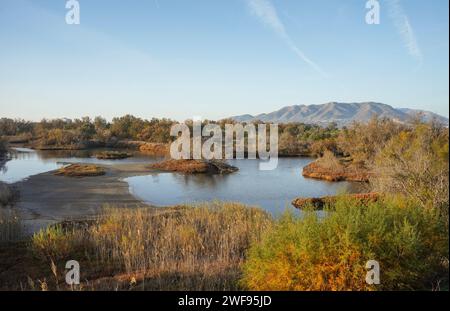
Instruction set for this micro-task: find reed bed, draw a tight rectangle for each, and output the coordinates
[0,208,22,243]
[31,202,272,290]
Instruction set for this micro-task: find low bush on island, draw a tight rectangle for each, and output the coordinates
[54,164,106,177]
[95,151,132,160]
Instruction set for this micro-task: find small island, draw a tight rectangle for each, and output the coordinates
[149,159,239,174]
[54,164,106,177]
[95,151,132,160]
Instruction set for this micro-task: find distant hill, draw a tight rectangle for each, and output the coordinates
[230,102,449,126]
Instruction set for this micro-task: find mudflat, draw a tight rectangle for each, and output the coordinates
[13,163,156,234]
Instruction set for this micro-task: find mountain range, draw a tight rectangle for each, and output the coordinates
[230,102,449,126]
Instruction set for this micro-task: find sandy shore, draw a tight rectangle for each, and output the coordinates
[13,163,156,234]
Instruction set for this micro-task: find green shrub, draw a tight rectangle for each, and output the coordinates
[241,196,449,291]
[372,122,449,218]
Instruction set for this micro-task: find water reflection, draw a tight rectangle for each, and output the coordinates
[0,148,162,183]
[125,158,363,215]
[1,148,365,215]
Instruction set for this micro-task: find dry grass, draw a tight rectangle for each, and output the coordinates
[139,142,169,156]
[95,151,132,160]
[0,182,15,206]
[149,159,238,174]
[54,164,106,177]
[303,151,371,182]
[29,202,272,290]
[292,193,381,210]
[0,208,22,243]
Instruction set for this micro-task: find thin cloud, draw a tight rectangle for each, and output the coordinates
[245,0,327,77]
[386,0,423,64]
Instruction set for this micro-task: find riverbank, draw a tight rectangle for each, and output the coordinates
[11,158,242,234]
[12,163,155,234]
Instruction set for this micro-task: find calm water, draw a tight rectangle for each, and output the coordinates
[125,158,361,215]
[1,148,361,214]
[0,148,162,183]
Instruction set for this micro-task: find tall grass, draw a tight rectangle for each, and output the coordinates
[0,181,22,243]
[31,202,272,290]
[0,208,22,243]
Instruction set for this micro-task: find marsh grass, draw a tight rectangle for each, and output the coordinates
[31,202,272,290]
[0,182,16,207]
[95,151,132,160]
[54,164,106,177]
[0,208,22,243]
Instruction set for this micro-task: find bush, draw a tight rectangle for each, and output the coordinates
[337,117,402,168]
[241,196,449,291]
[54,164,106,177]
[41,129,79,146]
[372,122,449,214]
[315,150,344,172]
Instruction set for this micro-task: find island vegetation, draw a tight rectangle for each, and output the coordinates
[54,164,106,178]
[149,159,239,174]
[95,151,132,160]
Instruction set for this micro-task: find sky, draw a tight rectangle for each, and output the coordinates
[0,0,448,121]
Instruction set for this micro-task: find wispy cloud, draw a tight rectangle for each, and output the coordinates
[386,0,423,64]
[245,0,327,77]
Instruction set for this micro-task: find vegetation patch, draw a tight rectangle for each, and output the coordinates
[54,164,106,177]
[0,137,9,157]
[95,151,132,160]
[149,159,238,174]
[242,196,449,291]
[302,151,371,182]
[139,142,169,156]
[292,192,380,210]
[4,202,272,291]
[0,182,18,207]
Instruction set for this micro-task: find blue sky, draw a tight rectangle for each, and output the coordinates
[0,0,448,121]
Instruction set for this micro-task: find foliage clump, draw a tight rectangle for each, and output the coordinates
[242,196,449,291]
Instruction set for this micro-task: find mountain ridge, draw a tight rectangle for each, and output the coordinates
[230,102,449,126]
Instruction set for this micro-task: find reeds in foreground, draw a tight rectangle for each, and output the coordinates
[31,202,272,290]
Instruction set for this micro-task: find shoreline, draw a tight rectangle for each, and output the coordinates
[12,163,157,234]
[7,153,361,234]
